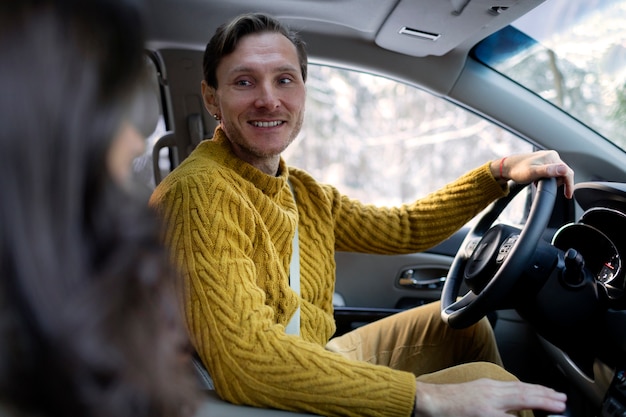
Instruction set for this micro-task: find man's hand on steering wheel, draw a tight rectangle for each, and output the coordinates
[489,150,575,199]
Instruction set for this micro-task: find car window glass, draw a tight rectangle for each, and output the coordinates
[473,1,626,151]
[283,64,534,226]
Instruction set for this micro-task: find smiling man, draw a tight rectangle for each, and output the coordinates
[150,12,573,417]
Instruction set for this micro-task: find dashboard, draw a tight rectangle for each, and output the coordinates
[552,182,626,302]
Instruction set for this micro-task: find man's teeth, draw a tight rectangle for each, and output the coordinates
[252,121,282,127]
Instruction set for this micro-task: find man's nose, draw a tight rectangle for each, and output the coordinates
[254,81,280,110]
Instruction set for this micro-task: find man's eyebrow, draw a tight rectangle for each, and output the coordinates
[228,65,253,75]
[275,65,300,73]
[228,64,300,75]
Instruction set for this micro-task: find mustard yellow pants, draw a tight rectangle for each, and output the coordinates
[326,301,533,417]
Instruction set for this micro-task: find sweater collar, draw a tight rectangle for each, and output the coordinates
[209,126,290,197]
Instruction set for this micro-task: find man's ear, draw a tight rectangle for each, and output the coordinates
[201,80,219,116]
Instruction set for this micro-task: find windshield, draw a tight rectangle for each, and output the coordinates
[473,0,626,151]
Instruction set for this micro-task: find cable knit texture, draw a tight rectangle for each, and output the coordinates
[149,127,507,417]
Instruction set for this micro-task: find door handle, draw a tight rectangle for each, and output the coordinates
[397,269,446,289]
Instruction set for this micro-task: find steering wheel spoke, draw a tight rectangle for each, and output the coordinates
[442,291,477,315]
[461,235,482,259]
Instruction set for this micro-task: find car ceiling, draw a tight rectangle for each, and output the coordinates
[143,0,546,95]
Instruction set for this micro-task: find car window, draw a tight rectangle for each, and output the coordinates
[283,64,534,226]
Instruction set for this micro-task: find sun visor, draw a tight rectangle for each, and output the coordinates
[375,0,545,57]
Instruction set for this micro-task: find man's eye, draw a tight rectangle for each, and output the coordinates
[279,78,293,85]
[236,80,252,87]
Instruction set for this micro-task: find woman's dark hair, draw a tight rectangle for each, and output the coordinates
[203,12,308,88]
[0,1,197,416]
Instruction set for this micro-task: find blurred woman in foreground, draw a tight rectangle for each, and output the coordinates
[0,1,198,416]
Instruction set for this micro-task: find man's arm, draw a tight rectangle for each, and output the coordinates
[327,162,506,254]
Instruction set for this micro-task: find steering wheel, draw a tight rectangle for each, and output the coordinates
[441,177,557,329]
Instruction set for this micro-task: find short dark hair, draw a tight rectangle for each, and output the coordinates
[203,12,308,88]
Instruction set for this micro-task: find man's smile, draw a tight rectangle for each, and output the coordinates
[251,120,284,128]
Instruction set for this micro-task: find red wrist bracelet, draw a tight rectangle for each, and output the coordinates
[499,157,507,180]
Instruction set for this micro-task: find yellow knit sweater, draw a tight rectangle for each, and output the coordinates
[149,127,507,417]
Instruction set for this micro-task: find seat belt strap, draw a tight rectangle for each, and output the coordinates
[285,180,301,336]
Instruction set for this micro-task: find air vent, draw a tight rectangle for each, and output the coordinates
[398,27,441,41]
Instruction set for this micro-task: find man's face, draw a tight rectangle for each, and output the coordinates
[203,32,306,170]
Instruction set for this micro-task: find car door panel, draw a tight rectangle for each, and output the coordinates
[332,227,467,335]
